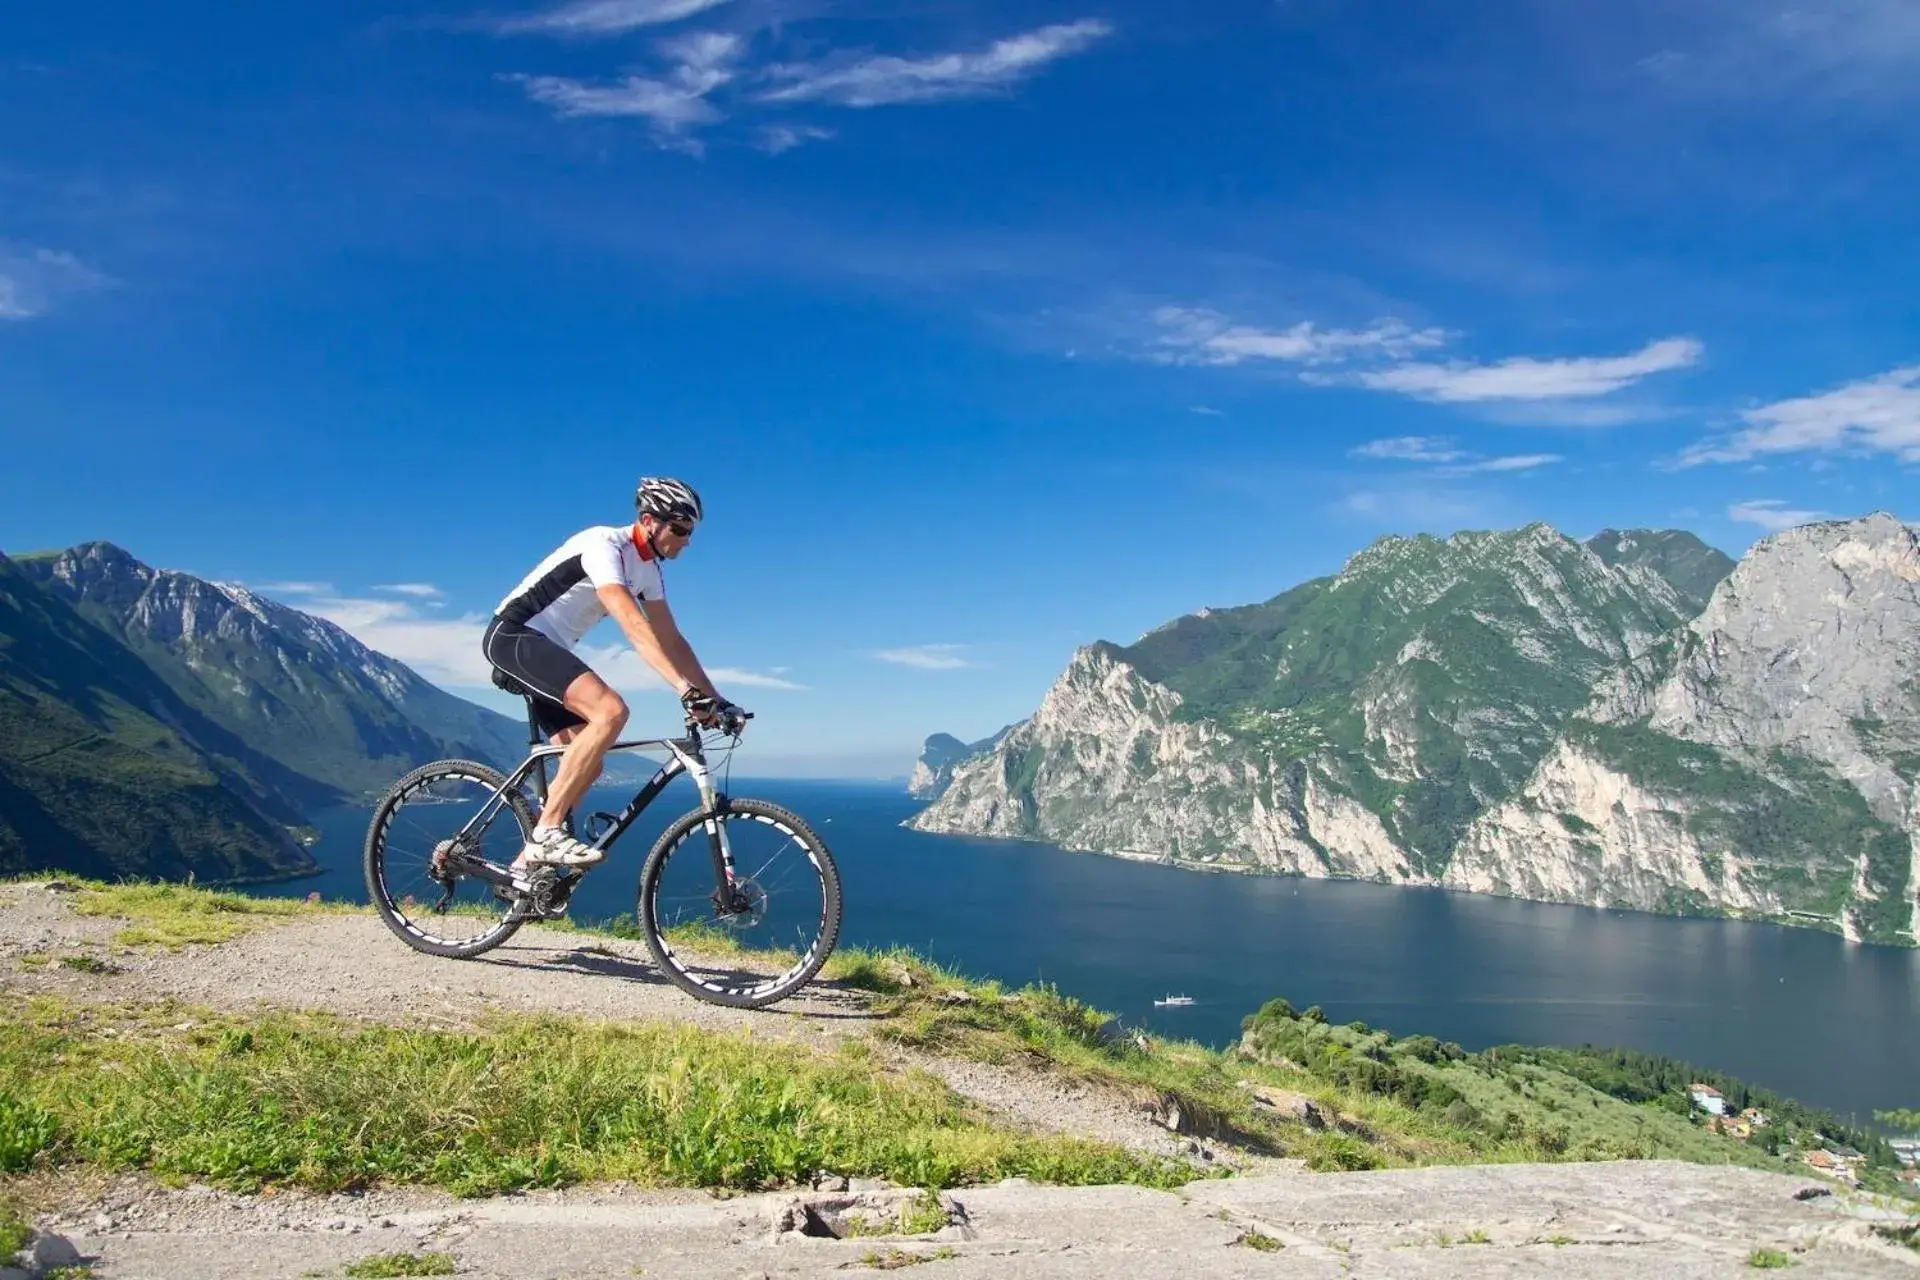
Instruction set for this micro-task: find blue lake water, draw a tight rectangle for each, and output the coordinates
[273,777,1920,1122]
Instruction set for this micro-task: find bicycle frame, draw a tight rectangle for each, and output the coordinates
[442,729,739,900]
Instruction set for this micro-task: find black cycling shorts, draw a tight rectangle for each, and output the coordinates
[482,616,591,738]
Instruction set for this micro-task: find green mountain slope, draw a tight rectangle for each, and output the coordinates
[0,552,317,883]
[21,542,525,800]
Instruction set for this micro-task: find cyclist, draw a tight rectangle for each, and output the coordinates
[482,477,747,881]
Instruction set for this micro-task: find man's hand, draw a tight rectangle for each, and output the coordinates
[681,688,749,733]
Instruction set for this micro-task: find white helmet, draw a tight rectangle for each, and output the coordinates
[635,476,703,526]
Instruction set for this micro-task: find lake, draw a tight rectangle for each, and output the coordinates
[274,776,1920,1122]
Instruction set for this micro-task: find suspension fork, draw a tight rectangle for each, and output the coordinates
[672,737,742,910]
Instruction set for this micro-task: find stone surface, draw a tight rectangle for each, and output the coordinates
[17,1161,1914,1278]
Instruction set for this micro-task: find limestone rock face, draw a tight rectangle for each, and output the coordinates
[912,517,1920,945]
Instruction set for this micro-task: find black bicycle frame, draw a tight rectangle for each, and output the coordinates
[444,700,738,899]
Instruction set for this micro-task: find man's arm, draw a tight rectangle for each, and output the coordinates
[596,586,723,701]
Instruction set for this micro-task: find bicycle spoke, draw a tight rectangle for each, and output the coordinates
[640,801,841,1008]
[366,763,533,954]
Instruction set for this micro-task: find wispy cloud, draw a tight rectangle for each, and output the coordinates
[1727,499,1835,532]
[1188,405,1224,417]
[255,580,336,596]
[373,582,444,599]
[872,644,973,670]
[494,0,732,38]
[0,246,109,321]
[1152,307,1446,367]
[300,596,498,688]
[1351,337,1703,403]
[1435,453,1563,476]
[1638,0,1920,106]
[758,19,1111,107]
[1351,435,1561,477]
[509,29,743,146]
[755,122,835,154]
[1351,435,1465,463]
[1679,365,1920,466]
[707,665,806,690]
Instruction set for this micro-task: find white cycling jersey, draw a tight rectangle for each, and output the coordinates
[494,525,665,650]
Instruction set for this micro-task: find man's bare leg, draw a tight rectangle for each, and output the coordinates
[536,672,629,836]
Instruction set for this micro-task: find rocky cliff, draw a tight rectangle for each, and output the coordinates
[1446,514,1919,943]
[911,517,1919,944]
[907,727,1015,800]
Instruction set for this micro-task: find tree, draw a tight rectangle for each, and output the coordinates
[1873,1108,1920,1134]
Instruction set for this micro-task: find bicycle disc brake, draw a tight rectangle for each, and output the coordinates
[712,877,767,929]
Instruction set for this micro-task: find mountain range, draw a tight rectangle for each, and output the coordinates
[0,542,529,884]
[909,516,1920,947]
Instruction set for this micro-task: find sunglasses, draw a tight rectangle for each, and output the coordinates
[666,521,695,538]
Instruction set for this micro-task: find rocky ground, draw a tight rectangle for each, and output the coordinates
[3,884,1917,1278]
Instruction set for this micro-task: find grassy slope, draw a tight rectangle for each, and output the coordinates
[0,880,1912,1204]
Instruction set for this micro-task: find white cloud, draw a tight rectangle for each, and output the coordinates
[509,29,747,148]
[871,644,972,670]
[1639,0,1920,105]
[707,666,805,690]
[759,20,1111,107]
[1351,436,1561,476]
[255,580,336,596]
[1679,365,1920,466]
[1354,337,1703,403]
[303,597,499,689]
[495,0,732,37]
[1434,453,1563,476]
[1727,500,1835,532]
[755,123,835,154]
[373,582,444,598]
[1351,435,1465,463]
[0,246,109,321]
[1188,405,1224,417]
[1153,307,1446,367]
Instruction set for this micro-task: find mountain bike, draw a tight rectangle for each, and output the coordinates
[363,691,842,1009]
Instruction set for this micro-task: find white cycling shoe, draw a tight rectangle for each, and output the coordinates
[513,826,605,871]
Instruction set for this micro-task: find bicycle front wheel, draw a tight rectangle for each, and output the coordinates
[637,798,843,1008]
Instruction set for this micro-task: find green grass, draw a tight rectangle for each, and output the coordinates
[68,880,334,947]
[1235,1229,1282,1251]
[1747,1246,1794,1268]
[0,997,1189,1196]
[59,954,117,974]
[11,880,1913,1202]
[847,1189,950,1237]
[858,1247,956,1270]
[341,1252,457,1277]
[0,1197,31,1255]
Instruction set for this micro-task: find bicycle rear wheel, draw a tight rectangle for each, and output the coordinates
[637,797,842,1008]
[365,759,537,959]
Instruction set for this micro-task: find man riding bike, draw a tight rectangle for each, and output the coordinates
[482,476,747,883]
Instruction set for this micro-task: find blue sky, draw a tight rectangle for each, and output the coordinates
[2,0,1916,777]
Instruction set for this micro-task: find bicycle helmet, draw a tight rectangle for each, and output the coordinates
[635,476,703,526]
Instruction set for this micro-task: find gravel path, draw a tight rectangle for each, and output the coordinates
[0,883,1264,1171]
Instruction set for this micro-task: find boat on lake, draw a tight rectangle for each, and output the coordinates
[1153,994,1195,1007]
